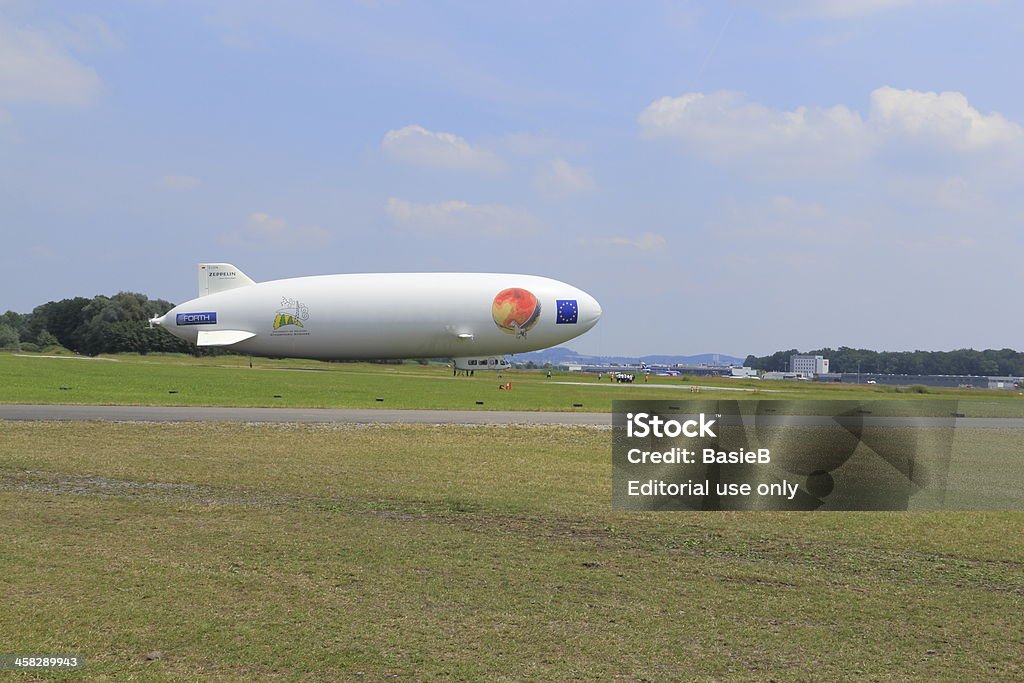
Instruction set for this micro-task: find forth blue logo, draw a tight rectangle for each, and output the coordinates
[176,312,217,325]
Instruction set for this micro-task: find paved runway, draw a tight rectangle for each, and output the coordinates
[2,404,1023,428]
[0,404,612,426]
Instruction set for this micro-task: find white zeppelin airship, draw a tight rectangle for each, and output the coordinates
[150,264,601,369]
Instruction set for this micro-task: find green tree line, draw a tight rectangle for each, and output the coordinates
[5,294,1023,373]
[744,347,1024,377]
[1,292,201,356]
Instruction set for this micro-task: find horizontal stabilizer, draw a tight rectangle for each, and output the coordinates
[196,330,255,347]
[198,263,256,297]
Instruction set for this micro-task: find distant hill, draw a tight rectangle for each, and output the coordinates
[512,347,745,367]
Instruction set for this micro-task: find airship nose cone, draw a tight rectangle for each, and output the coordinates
[157,304,194,342]
[579,291,602,328]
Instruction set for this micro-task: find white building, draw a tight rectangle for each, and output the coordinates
[763,371,800,381]
[790,355,829,376]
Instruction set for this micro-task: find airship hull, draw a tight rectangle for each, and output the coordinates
[155,270,601,361]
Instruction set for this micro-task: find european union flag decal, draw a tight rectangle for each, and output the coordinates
[556,299,578,324]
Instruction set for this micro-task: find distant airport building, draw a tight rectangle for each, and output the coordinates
[812,372,843,383]
[838,374,1022,389]
[729,367,759,379]
[559,361,745,377]
[671,363,737,377]
[791,355,829,376]
[763,371,801,381]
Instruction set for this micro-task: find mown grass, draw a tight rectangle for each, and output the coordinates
[3,351,1023,414]
[0,421,1021,680]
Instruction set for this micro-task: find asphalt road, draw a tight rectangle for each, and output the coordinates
[0,404,612,426]
[2,404,1024,428]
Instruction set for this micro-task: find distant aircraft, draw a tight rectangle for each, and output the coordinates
[150,264,601,368]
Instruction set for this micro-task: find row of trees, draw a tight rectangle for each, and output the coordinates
[1,292,197,356]
[744,347,1024,377]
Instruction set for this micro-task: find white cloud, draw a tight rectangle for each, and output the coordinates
[639,91,870,170]
[385,197,540,238]
[160,175,201,190]
[222,212,331,249]
[382,125,502,171]
[0,19,101,105]
[580,232,667,251]
[869,86,1023,151]
[534,159,595,197]
[639,87,1023,174]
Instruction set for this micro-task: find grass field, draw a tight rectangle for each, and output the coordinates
[3,351,1024,414]
[1,421,1022,679]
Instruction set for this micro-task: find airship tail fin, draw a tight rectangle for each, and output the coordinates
[198,263,257,297]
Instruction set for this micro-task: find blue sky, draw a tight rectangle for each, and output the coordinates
[1,0,1022,357]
